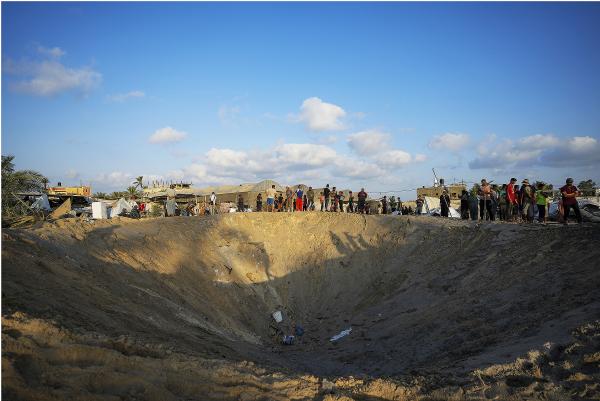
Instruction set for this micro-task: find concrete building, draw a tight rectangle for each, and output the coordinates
[417,183,467,200]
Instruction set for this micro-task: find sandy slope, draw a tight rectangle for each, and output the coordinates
[2,213,599,400]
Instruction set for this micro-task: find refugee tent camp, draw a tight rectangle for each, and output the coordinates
[144,179,285,211]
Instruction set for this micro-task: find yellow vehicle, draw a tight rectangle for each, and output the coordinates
[47,185,91,197]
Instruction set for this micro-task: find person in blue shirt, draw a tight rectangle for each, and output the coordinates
[295,186,304,212]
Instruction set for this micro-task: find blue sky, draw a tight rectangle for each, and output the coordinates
[2,2,600,195]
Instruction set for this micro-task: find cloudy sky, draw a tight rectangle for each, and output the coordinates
[2,2,599,196]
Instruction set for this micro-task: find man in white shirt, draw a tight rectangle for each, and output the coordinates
[209,192,217,215]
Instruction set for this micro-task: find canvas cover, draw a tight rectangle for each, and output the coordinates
[31,194,51,211]
[110,198,132,217]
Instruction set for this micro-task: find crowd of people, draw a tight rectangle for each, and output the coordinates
[258,184,373,214]
[435,177,583,224]
[141,178,585,225]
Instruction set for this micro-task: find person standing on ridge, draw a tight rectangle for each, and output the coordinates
[256,193,263,212]
[561,177,582,224]
[237,194,244,212]
[358,188,367,214]
[331,186,338,212]
[381,196,388,214]
[520,179,534,223]
[285,186,293,212]
[440,190,450,217]
[307,186,315,211]
[266,185,276,212]
[347,191,355,213]
[323,184,331,211]
[295,186,304,212]
[460,189,469,219]
[535,182,549,224]
[498,184,507,221]
[415,195,424,216]
[478,179,494,220]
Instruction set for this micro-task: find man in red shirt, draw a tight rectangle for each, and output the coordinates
[560,177,582,224]
[506,177,518,221]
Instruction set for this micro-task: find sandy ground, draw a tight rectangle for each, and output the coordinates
[2,213,599,400]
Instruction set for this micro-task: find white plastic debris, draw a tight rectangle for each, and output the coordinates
[92,202,108,219]
[272,310,283,323]
[31,194,51,211]
[330,327,352,342]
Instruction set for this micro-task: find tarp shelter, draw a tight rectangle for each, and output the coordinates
[31,194,51,211]
[549,199,600,223]
[423,196,439,214]
[421,196,460,218]
[110,198,132,217]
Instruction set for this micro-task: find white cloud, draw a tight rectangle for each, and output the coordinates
[93,171,132,190]
[107,90,145,103]
[206,148,248,169]
[568,136,597,153]
[378,150,413,168]
[316,135,338,144]
[273,143,337,167]
[415,154,427,162]
[8,59,101,96]
[333,156,386,179]
[469,134,600,169]
[347,129,391,156]
[429,133,470,152]
[37,45,66,58]
[518,134,560,149]
[149,127,188,144]
[297,97,346,132]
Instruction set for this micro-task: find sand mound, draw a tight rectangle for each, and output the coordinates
[2,213,600,400]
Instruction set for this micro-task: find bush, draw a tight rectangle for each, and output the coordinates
[149,203,163,217]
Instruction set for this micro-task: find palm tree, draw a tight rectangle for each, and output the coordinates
[2,155,47,218]
[133,176,144,190]
[126,186,139,198]
[93,192,108,199]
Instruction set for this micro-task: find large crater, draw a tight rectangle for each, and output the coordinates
[2,213,600,400]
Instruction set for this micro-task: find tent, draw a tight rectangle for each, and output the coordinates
[422,196,460,218]
[109,198,133,218]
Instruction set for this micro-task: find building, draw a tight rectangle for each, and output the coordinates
[417,182,467,200]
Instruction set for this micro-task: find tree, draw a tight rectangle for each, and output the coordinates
[2,155,48,218]
[109,191,125,200]
[133,176,144,190]
[578,179,597,196]
[93,192,108,199]
[126,186,139,198]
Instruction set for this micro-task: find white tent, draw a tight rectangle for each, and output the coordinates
[423,196,460,218]
[109,198,132,218]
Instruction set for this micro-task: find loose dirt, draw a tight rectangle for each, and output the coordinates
[2,213,599,400]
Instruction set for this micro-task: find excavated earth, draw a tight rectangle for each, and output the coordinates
[2,213,600,401]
